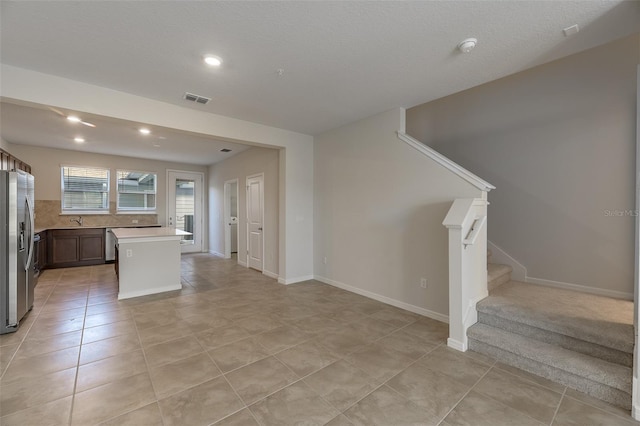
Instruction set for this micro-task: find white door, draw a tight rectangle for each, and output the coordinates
[246,174,264,271]
[167,170,203,254]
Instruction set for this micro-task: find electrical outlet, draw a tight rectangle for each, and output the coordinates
[420,278,427,289]
[126,249,133,258]
[132,219,139,224]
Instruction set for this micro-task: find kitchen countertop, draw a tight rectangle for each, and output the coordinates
[111,227,191,240]
[35,224,162,233]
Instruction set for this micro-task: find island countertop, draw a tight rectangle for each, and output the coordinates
[111,227,191,240]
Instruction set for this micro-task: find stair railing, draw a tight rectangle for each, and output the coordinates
[443,197,489,351]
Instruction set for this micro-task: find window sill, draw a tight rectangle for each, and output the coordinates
[116,211,157,215]
[60,211,110,216]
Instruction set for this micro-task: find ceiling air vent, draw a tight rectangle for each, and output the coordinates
[220,149,232,152]
[184,92,211,105]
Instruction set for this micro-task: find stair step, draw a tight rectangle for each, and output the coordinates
[487,263,511,291]
[477,281,634,354]
[477,311,632,367]
[468,323,632,409]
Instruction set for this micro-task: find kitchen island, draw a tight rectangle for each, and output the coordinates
[111,227,191,300]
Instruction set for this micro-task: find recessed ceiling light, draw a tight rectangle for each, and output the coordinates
[74,137,85,143]
[139,128,151,135]
[66,115,95,127]
[203,55,222,67]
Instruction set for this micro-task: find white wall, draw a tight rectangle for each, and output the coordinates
[209,147,279,276]
[407,34,640,296]
[0,137,9,151]
[7,143,207,226]
[1,65,314,283]
[314,108,482,319]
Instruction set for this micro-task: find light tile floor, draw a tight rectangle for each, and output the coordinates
[0,253,638,425]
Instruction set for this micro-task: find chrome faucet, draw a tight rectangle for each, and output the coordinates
[70,216,83,226]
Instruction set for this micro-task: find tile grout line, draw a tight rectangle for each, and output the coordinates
[454,363,554,426]
[432,357,496,425]
[549,387,567,425]
[99,301,165,426]
[0,271,61,422]
[560,391,638,424]
[67,271,93,426]
[337,340,443,421]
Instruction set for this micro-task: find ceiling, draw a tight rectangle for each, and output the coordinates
[0,101,250,165]
[1,1,639,163]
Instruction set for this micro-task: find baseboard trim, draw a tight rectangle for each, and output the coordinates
[314,275,449,323]
[263,270,279,279]
[487,240,527,281]
[238,260,248,267]
[118,284,182,300]
[447,338,467,352]
[633,377,640,421]
[525,276,633,300]
[278,275,315,285]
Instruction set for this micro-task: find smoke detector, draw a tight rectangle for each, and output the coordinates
[457,38,478,53]
[184,92,211,105]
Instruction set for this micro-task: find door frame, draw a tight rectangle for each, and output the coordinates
[246,173,265,271]
[223,178,239,259]
[633,64,639,420]
[166,169,205,253]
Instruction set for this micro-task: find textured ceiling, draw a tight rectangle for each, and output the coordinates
[1,1,639,161]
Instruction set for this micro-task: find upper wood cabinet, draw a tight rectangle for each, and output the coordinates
[0,148,32,174]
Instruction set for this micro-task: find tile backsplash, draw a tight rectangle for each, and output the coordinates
[35,200,160,229]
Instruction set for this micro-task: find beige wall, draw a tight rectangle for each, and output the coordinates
[314,108,482,318]
[208,147,279,276]
[407,34,640,295]
[7,143,208,237]
[0,137,9,151]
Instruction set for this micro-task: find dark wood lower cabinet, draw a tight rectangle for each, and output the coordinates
[36,231,48,272]
[48,228,106,268]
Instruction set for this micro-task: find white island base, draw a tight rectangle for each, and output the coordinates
[111,227,191,300]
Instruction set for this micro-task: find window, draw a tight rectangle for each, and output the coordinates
[61,166,110,212]
[117,170,157,212]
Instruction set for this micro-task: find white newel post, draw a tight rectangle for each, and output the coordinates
[443,196,489,352]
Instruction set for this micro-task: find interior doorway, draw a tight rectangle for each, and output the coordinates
[246,173,264,271]
[167,170,204,254]
[224,179,239,259]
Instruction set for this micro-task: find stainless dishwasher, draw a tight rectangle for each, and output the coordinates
[105,228,116,262]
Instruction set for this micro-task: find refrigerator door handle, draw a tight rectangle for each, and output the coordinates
[24,195,35,271]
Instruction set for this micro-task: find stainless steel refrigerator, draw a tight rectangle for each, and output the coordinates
[1,170,36,334]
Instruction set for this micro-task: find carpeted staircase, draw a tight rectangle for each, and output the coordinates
[468,255,634,409]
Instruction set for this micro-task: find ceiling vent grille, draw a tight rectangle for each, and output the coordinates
[220,148,232,152]
[184,92,211,105]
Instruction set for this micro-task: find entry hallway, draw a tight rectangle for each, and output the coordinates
[0,254,637,425]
